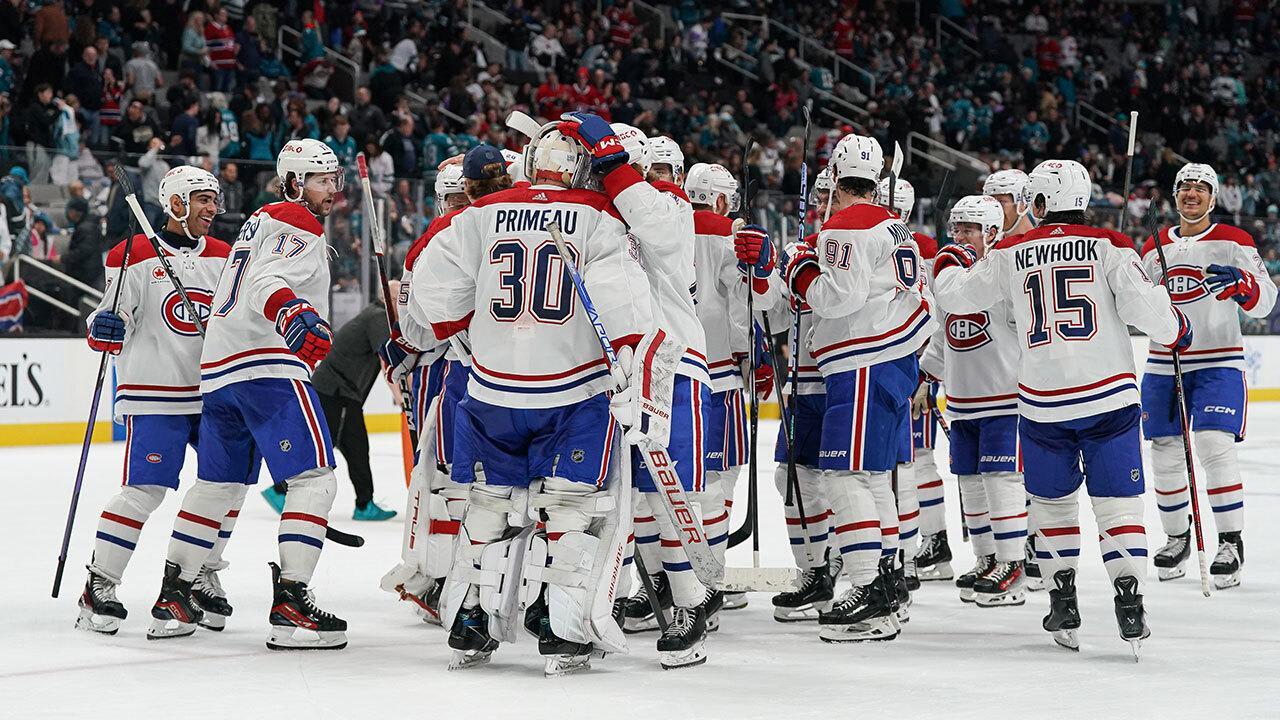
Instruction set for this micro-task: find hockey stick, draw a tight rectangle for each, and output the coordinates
[631,545,670,634]
[785,102,813,510]
[727,139,759,550]
[1147,213,1213,598]
[356,154,418,452]
[928,388,967,542]
[760,310,816,567]
[52,166,139,598]
[546,221,723,587]
[1117,110,1138,237]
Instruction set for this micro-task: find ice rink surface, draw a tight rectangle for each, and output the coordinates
[3,414,1278,720]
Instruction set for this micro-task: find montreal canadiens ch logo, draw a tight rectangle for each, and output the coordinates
[163,288,213,336]
[1165,265,1208,304]
[946,312,992,351]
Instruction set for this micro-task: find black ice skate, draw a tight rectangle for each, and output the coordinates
[890,555,911,625]
[914,530,954,581]
[525,589,596,676]
[1042,568,1082,652]
[1113,575,1149,661]
[1154,526,1191,582]
[974,560,1026,608]
[1024,536,1043,591]
[657,605,708,670]
[192,563,233,631]
[620,571,671,634]
[148,561,203,640]
[76,567,127,635]
[721,590,748,611]
[1210,531,1243,589]
[956,554,995,603]
[818,564,897,643]
[448,603,500,670]
[702,589,725,632]
[772,559,837,622]
[266,562,347,650]
[904,556,920,591]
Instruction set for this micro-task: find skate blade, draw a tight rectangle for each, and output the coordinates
[1156,565,1187,581]
[75,608,122,635]
[916,561,954,581]
[448,649,493,670]
[1025,577,1045,592]
[544,654,592,677]
[1212,571,1241,590]
[197,612,228,631]
[958,588,976,603]
[266,626,348,650]
[622,615,660,634]
[722,594,749,610]
[772,605,822,623]
[894,608,910,624]
[706,614,720,633]
[658,641,707,670]
[147,617,196,640]
[1052,629,1080,652]
[975,591,1026,608]
[819,616,898,643]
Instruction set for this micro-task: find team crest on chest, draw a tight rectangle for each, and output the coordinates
[162,288,213,336]
[1164,265,1208,304]
[946,312,992,351]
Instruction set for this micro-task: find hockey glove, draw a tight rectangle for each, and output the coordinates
[910,381,933,420]
[1165,307,1193,352]
[933,243,978,277]
[734,323,775,400]
[378,325,421,384]
[734,224,775,292]
[1204,263,1261,310]
[557,112,629,174]
[609,329,682,448]
[87,310,126,354]
[782,241,820,302]
[275,299,333,368]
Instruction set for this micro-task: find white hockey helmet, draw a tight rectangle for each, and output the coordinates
[158,165,224,240]
[610,122,649,172]
[684,162,740,213]
[876,177,915,219]
[948,194,1005,247]
[982,169,1031,208]
[434,163,466,213]
[1025,159,1091,214]
[500,148,524,183]
[277,138,343,202]
[1173,162,1218,221]
[646,135,685,181]
[830,134,883,183]
[523,123,590,188]
[810,166,835,202]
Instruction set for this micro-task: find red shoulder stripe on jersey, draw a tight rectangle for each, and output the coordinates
[803,232,818,248]
[821,203,897,232]
[204,237,232,258]
[467,185,617,218]
[600,163,646,199]
[105,235,158,268]
[693,210,735,236]
[405,210,460,272]
[430,311,473,341]
[262,201,324,237]
[650,179,691,203]
[996,224,1134,251]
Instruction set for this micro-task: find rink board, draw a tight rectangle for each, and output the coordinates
[2,335,1279,446]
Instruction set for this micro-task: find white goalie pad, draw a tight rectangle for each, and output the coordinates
[442,523,534,645]
[423,488,465,579]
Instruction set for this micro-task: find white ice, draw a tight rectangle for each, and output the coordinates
[2,413,1278,720]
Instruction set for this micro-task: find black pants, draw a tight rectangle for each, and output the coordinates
[317,392,374,508]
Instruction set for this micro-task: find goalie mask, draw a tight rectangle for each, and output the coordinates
[524,123,591,189]
[158,165,224,240]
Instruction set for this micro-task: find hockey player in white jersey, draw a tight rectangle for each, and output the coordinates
[1140,162,1277,589]
[416,124,658,675]
[646,135,684,184]
[781,134,937,643]
[76,167,254,635]
[556,113,714,667]
[932,159,1192,655]
[150,139,348,649]
[920,195,1028,607]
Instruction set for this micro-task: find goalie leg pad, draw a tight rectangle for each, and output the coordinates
[442,481,529,644]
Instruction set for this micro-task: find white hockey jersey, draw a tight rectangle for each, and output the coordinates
[602,167,710,385]
[1140,223,1277,375]
[200,201,332,393]
[691,210,749,392]
[91,231,229,420]
[933,223,1181,423]
[415,184,654,409]
[399,211,455,370]
[920,297,1021,422]
[764,234,824,397]
[801,203,936,376]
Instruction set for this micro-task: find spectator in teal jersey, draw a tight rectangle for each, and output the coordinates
[300,10,324,62]
[0,41,14,97]
[423,117,457,170]
[325,115,358,186]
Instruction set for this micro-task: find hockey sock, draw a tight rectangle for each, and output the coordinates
[1029,494,1081,581]
[699,469,736,567]
[632,490,662,579]
[958,475,995,558]
[1150,436,1191,536]
[773,464,831,570]
[1196,430,1243,534]
[204,485,248,569]
[868,471,898,561]
[168,480,242,582]
[277,467,337,584]
[647,491,706,607]
[1092,495,1147,592]
[915,450,946,536]
[826,471,880,585]
[895,463,919,561]
[983,472,1028,562]
[91,484,166,584]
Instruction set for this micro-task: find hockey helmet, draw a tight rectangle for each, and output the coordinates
[610,122,649,173]
[277,139,343,201]
[830,134,883,183]
[434,163,467,214]
[684,162,740,213]
[1025,159,1091,215]
[646,135,685,182]
[876,177,916,219]
[948,194,1005,248]
[983,169,1032,210]
[158,165,224,240]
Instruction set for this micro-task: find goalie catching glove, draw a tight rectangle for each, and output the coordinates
[608,329,682,448]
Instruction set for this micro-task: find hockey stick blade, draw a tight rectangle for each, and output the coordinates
[505,110,543,140]
[326,525,365,548]
[719,567,800,593]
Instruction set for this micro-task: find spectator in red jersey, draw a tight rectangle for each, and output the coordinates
[535,72,572,119]
[607,0,639,48]
[832,9,854,59]
[204,7,237,93]
[1035,34,1060,75]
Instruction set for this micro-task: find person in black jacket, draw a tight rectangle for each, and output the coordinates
[61,198,105,294]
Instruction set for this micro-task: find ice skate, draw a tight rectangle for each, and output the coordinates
[1154,528,1190,582]
[772,561,836,622]
[914,530,954,581]
[721,591,748,610]
[528,592,596,677]
[892,561,911,624]
[956,554,995,603]
[266,562,347,650]
[1042,569,1081,652]
[818,564,898,643]
[702,589,724,633]
[620,571,671,634]
[1024,536,1043,591]
[76,568,127,635]
[447,604,499,670]
[1210,532,1243,589]
[191,562,233,631]
[1113,575,1149,662]
[147,561,203,639]
[657,605,708,670]
[974,560,1026,607]
[904,556,920,591]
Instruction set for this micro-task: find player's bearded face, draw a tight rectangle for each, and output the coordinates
[1176,182,1212,221]
[186,191,219,236]
[302,173,341,216]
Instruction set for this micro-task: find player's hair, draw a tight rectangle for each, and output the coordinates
[1041,210,1088,225]
[464,173,513,200]
[689,202,713,212]
[837,176,878,198]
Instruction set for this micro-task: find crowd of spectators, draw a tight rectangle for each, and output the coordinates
[1,0,1279,333]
